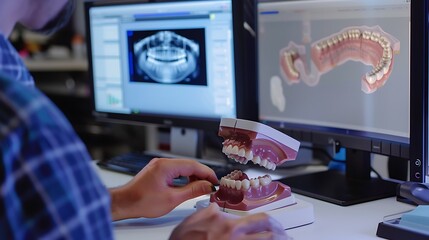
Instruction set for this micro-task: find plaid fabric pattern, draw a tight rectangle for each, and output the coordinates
[0,34,113,239]
[0,34,34,86]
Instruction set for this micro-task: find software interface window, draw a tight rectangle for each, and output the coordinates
[258,0,410,144]
[88,1,236,119]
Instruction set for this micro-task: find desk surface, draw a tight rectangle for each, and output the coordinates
[95,164,415,240]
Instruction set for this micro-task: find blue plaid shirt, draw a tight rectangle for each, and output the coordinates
[0,34,113,239]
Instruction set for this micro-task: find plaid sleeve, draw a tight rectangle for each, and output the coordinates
[0,73,113,239]
[0,34,35,87]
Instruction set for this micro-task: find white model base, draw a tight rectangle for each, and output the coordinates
[195,196,315,230]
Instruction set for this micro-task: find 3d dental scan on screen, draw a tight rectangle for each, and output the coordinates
[257,0,427,206]
[196,118,315,229]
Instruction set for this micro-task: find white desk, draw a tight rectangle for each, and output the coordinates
[95,166,415,240]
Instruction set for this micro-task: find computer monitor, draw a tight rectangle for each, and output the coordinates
[257,0,428,205]
[84,0,257,158]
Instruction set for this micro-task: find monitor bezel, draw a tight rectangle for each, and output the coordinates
[409,0,428,183]
[84,0,257,132]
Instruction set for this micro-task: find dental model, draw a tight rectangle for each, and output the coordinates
[210,118,300,215]
[279,25,400,94]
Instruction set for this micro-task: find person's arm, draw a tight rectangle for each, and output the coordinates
[0,74,113,239]
[170,203,290,240]
[109,158,218,220]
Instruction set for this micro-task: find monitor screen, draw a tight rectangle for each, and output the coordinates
[84,0,255,132]
[257,0,427,205]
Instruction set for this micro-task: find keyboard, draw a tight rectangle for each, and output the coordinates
[97,152,237,181]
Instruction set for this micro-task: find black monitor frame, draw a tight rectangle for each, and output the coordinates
[256,0,428,205]
[84,0,257,133]
[409,0,429,184]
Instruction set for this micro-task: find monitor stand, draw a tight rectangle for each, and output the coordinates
[280,149,399,206]
[146,127,207,160]
[170,127,203,158]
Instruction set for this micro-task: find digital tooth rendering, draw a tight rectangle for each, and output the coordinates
[279,25,400,94]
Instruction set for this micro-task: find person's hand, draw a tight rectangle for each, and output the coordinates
[170,203,290,240]
[109,158,219,220]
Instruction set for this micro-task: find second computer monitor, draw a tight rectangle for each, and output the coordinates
[257,0,427,205]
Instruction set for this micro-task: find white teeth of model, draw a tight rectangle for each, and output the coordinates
[347,30,353,39]
[226,179,234,188]
[229,179,236,188]
[383,47,392,59]
[238,148,246,157]
[235,180,242,190]
[366,72,377,84]
[376,70,384,81]
[226,145,233,154]
[260,159,268,168]
[241,179,250,191]
[220,177,226,186]
[252,156,261,165]
[383,59,392,68]
[326,39,333,48]
[221,177,227,187]
[382,64,389,74]
[356,29,362,38]
[332,36,338,45]
[222,145,227,154]
[342,32,349,41]
[267,162,275,170]
[362,30,371,40]
[383,60,392,71]
[250,178,260,188]
[371,32,380,42]
[232,146,239,155]
[245,150,253,160]
[259,176,271,186]
[337,34,343,43]
[379,36,389,48]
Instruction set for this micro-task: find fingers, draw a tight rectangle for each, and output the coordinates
[171,181,217,203]
[171,203,289,240]
[153,158,219,185]
[245,232,291,240]
[201,204,287,238]
[232,213,287,238]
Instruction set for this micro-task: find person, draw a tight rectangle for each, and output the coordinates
[0,0,289,239]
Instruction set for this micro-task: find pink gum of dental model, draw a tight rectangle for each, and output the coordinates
[210,118,300,212]
[211,172,293,212]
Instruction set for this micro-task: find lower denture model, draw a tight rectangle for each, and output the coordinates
[210,118,300,215]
